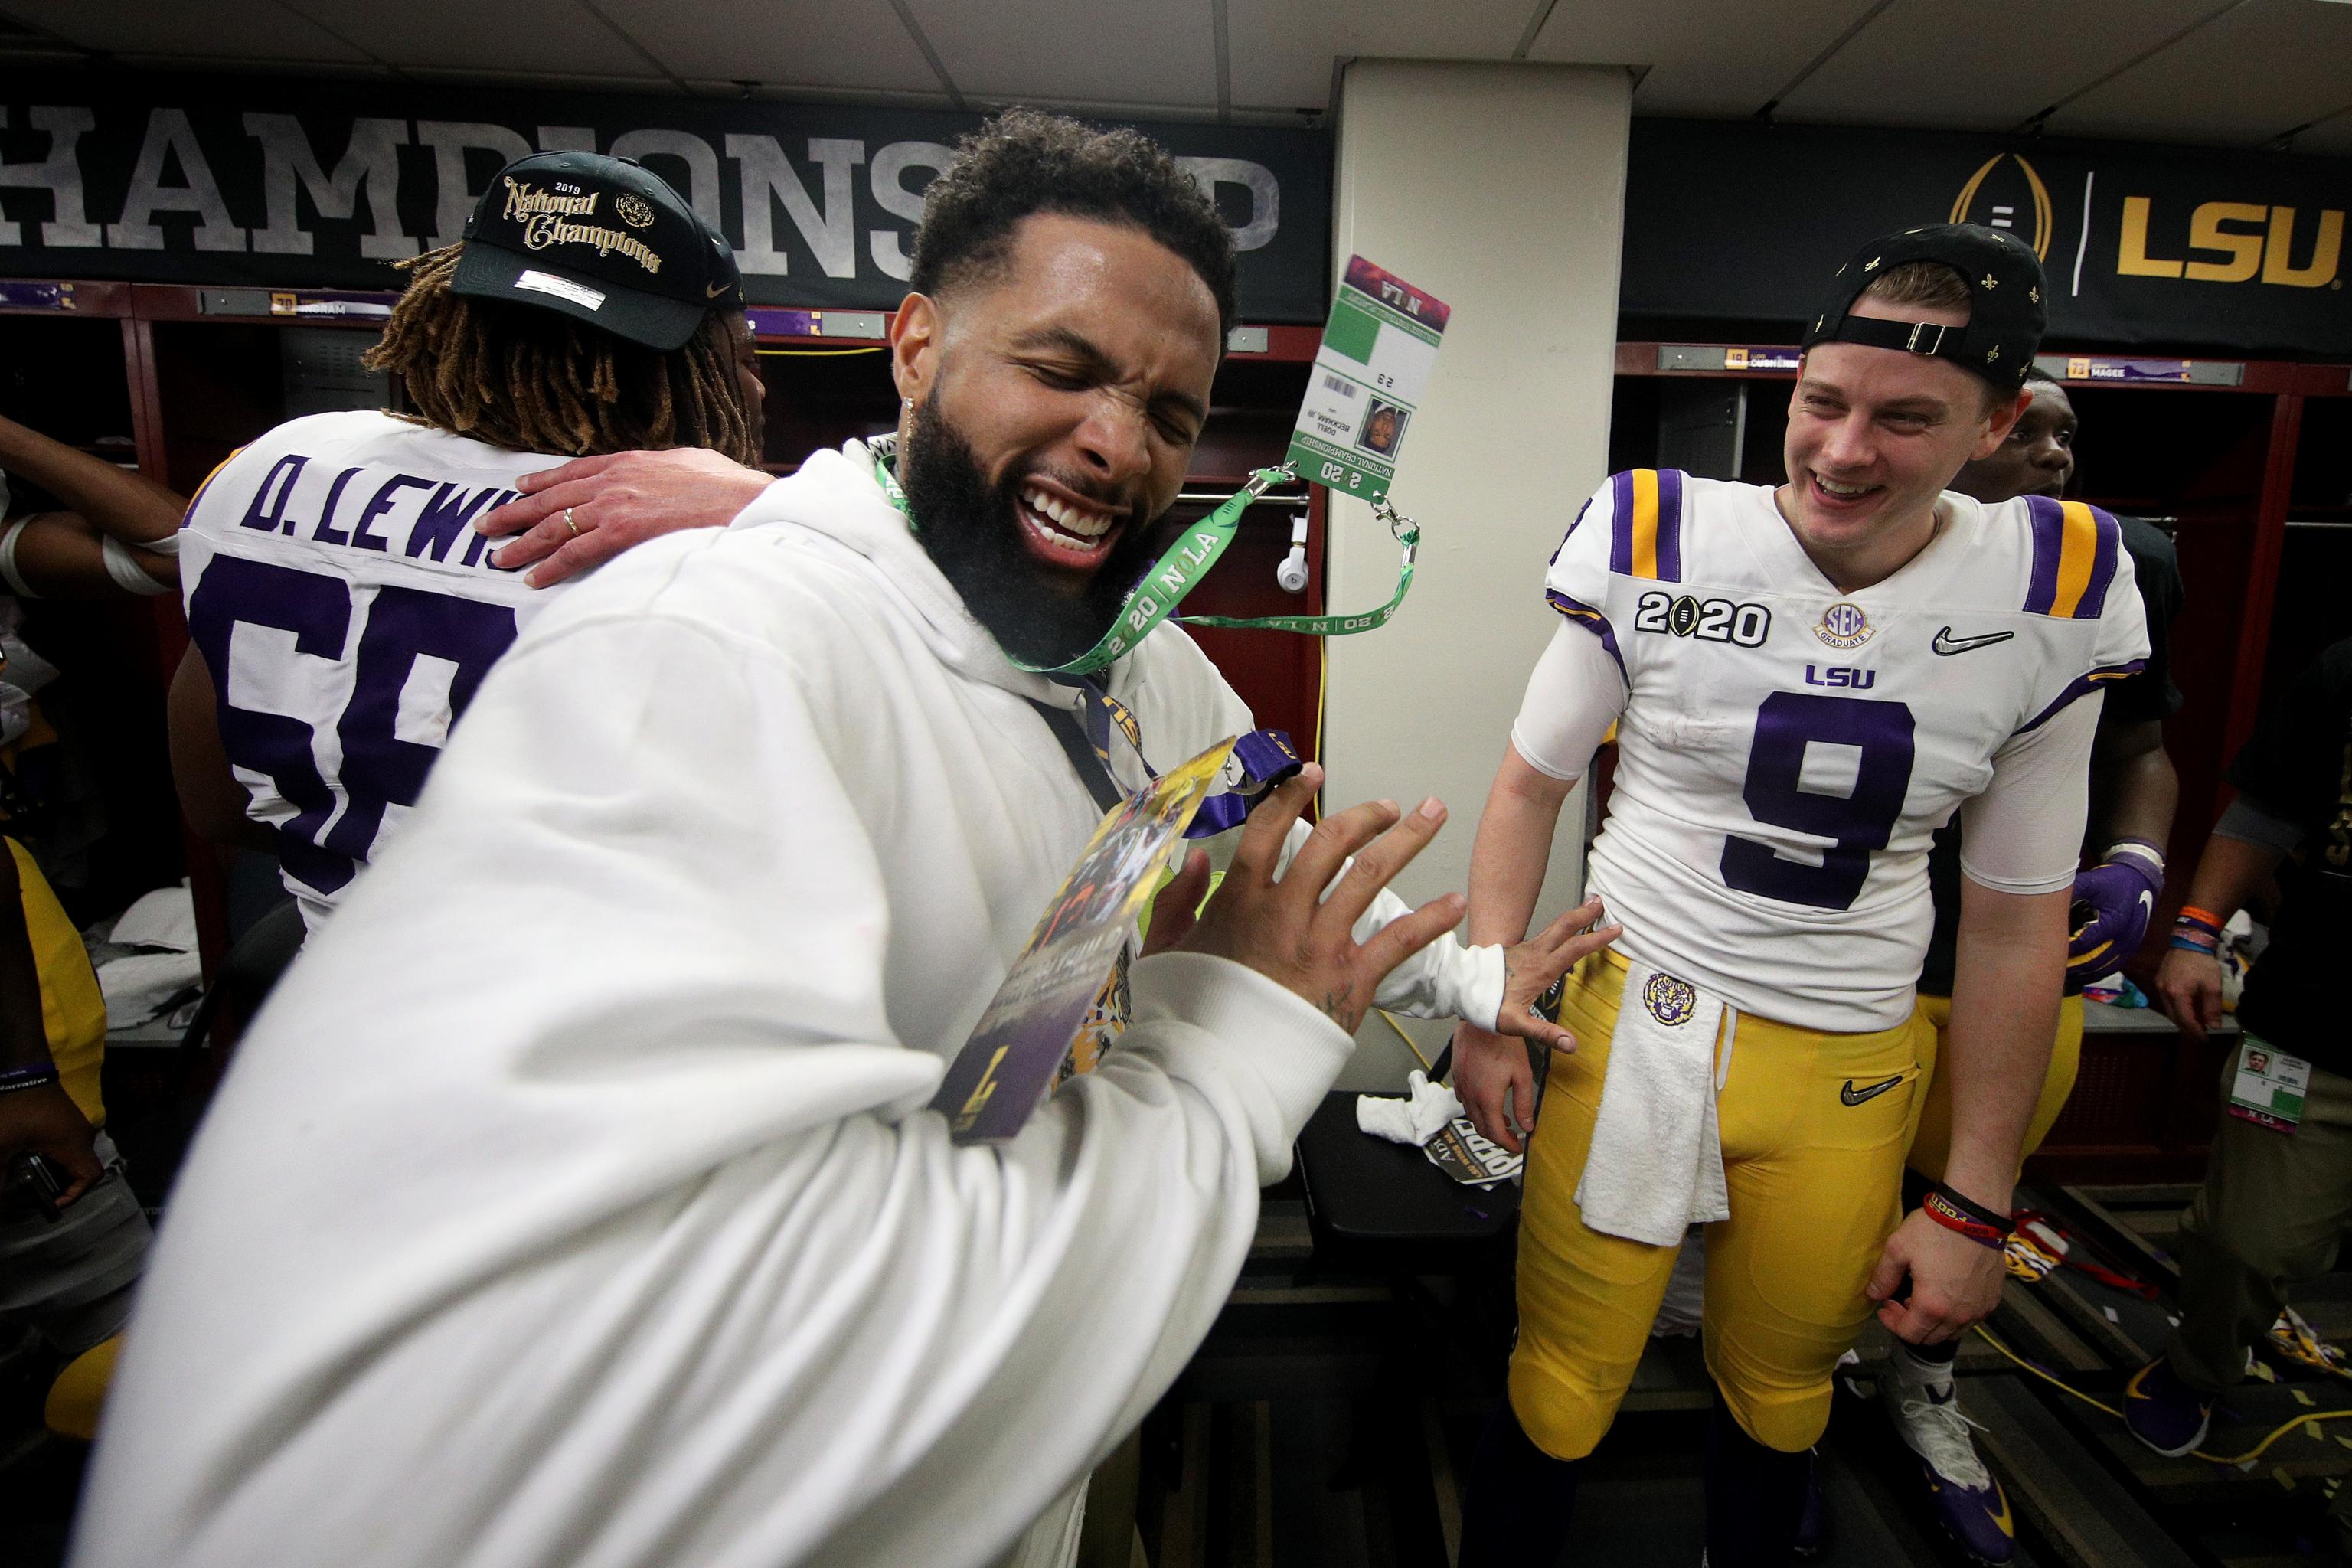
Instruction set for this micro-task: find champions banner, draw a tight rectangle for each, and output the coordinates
[0,73,1330,322]
[1625,119,2351,359]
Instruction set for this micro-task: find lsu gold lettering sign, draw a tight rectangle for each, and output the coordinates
[2118,197,2343,289]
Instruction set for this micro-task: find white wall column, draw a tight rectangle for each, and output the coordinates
[1323,59,1629,1084]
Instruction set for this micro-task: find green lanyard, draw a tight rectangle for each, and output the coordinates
[869,439,1419,676]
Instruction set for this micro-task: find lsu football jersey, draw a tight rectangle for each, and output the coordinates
[180,411,573,932]
[1542,469,2150,1031]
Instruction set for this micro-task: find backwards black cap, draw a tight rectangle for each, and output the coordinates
[451,151,744,351]
[1800,223,2046,394]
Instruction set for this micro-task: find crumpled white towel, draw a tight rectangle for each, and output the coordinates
[109,880,198,952]
[1574,961,1736,1246]
[1357,1070,1462,1146]
[95,949,202,1026]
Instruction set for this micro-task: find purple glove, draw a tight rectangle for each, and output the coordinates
[2065,838,2166,994]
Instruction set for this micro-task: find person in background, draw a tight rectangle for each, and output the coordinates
[0,829,149,1440]
[0,413,187,897]
[1850,361,2187,1563]
[0,413,182,603]
[167,151,764,935]
[2144,637,2352,1556]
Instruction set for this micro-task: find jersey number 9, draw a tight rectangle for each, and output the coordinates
[1720,691,1916,912]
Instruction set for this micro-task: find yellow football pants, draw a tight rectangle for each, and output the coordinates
[1509,952,1935,1459]
[1906,993,2084,1182]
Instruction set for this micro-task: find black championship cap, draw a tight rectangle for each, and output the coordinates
[1799,223,2046,394]
[451,151,744,351]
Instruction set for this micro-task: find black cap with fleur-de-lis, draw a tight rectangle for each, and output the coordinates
[1798,222,2046,394]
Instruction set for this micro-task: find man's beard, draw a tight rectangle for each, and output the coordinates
[897,397,1172,668]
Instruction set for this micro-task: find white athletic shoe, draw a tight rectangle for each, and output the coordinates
[1880,1349,2015,1565]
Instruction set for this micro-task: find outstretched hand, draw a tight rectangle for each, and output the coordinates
[1493,896,1619,1054]
[475,449,776,587]
[1174,765,1465,1036]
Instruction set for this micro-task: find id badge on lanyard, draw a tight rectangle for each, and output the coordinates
[2227,1038,2312,1134]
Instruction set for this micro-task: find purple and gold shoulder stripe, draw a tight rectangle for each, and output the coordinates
[1609,468,1687,583]
[2022,495,2121,620]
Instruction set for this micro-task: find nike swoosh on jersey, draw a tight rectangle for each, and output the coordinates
[1840,1074,1904,1106]
[1931,627,2017,655]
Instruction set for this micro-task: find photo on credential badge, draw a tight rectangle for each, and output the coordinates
[1356,399,1407,457]
[928,738,1236,1145]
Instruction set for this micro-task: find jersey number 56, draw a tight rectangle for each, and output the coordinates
[187,555,520,900]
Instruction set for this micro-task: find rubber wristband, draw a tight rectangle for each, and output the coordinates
[1922,1194,2008,1250]
[0,1066,61,1095]
[2178,906,2228,933]
[2170,936,2223,956]
[1927,1182,2015,1236]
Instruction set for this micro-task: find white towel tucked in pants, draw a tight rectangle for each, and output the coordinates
[1573,962,1736,1246]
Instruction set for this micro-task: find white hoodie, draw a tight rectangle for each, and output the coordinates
[74,443,1503,1568]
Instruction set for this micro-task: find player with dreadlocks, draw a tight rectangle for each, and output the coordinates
[168,150,764,934]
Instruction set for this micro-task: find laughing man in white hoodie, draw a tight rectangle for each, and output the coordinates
[74,111,1613,1568]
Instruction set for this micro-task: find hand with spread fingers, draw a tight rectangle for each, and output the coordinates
[475,449,776,588]
[1494,895,1619,1054]
[1174,765,1465,1036]
[1450,898,1619,1155]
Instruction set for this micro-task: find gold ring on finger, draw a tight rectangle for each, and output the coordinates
[563,506,580,538]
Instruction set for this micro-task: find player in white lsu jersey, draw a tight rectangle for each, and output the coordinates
[1449,226,2149,1567]
[170,150,764,933]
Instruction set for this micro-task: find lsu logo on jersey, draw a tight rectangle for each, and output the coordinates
[1642,972,1699,1027]
[1813,602,1874,651]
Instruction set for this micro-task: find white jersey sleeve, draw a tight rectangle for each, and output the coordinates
[1957,694,2101,894]
[1541,472,1637,686]
[1511,621,1628,782]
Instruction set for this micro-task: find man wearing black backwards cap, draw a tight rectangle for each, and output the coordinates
[164,150,763,933]
[1449,225,2148,1566]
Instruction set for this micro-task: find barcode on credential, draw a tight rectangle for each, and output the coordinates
[1321,374,1358,400]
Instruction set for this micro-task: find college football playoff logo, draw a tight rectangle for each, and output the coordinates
[1950,152,2053,261]
[614,193,656,229]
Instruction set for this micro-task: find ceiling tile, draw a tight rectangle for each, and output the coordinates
[903,0,1214,109]
[0,0,371,63]
[1532,0,1861,116]
[277,0,660,78]
[2291,107,2352,155]
[2046,0,2352,146]
[1225,0,1535,111]
[1775,0,2224,131]
[609,0,945,96]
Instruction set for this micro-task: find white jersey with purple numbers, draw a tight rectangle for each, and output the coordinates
[1540,470,2151,1031]
[180,411,570,932]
